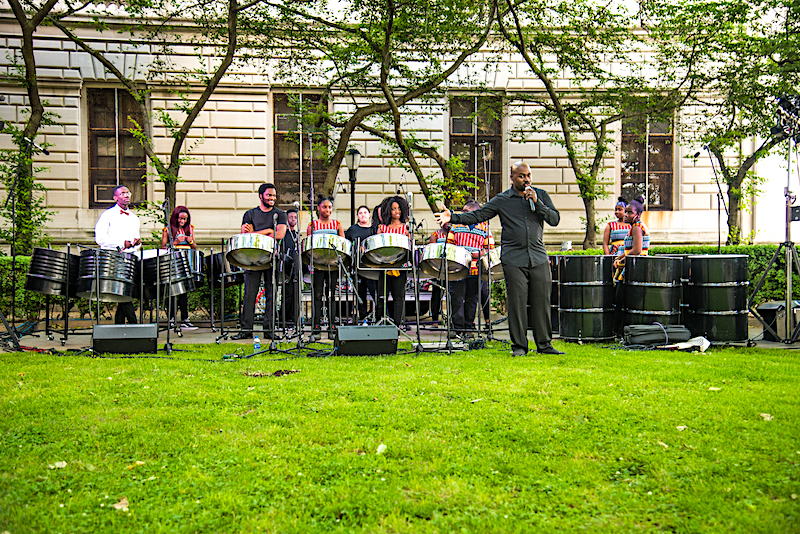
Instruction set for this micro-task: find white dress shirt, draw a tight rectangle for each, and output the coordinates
[95,205,141,251]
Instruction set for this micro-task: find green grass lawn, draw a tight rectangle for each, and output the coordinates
[1,341,799,533]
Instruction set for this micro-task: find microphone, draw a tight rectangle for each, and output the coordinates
[24,137,49,155]
[692,152,701,158]
[293,201,300,209]
[476,141,490,146]
[525,185,536,212]
[161,198,169,211]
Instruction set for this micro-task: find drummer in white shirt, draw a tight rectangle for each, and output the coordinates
[307,196,345,342]
[94,185,141,324]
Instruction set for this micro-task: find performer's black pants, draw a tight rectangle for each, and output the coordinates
[169,294,188,323]
[241,268,275,333]
[115,302,138,325]
[503,262,553,353]
[377,272,406,327]
[312,270,338,331]
[430,282,443,321]
[355,275,376,321]
[449,275,479,331]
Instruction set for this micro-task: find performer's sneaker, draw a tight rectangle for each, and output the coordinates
[181,322,197,330]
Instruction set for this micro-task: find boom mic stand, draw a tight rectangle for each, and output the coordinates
[749,115,800,343]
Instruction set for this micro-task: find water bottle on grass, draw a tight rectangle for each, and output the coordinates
[253,334,261,352]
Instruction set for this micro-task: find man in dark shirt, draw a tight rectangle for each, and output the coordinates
[436,161,564,356]
[232,183,288,340]
[280,207,300,328]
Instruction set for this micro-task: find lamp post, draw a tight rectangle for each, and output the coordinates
[345,148,361,226]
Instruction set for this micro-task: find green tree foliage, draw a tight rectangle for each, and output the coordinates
[667,0,800,244]
[47,0,265,215]
[497,0,709,249]
[247,0,497,213]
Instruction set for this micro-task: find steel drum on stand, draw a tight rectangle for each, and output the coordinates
[184,249,205,286]
[301,234,352,271]
[480,246,504,281]
[142,249,195,299]
[25,247,80,297]
[622,256,682,326]
[226,233,275,270]
[558,255,615,341]
[76,249,139,302]
[360,234,411,268]
[205,252,245,287]
[417,242,471,281]
[687,254,749,342]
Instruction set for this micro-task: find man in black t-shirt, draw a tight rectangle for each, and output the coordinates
[232,183,288,340]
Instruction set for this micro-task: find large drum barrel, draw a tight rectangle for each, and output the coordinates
[549,255,562,334]
[77,249,138,303]
[687,254,749,342]
[622,256,682,326]
[25,247,80,297]
[143,250,195,299]
[658,254,690,325]
[558,255,615,341]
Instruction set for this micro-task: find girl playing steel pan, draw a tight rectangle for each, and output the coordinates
[307,196,345,342]
[161,206,197,330]
[376,195,410,329]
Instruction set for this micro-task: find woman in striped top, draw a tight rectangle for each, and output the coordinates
[308,196,345,341]
[603,197,631,256]
[613,195,650,279]
[376,196,409,329]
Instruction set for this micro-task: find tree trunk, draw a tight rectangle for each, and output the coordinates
[582,196,596,249]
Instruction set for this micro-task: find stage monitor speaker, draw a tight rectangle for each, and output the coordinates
[93,324,158,354]
[334,325,398,356]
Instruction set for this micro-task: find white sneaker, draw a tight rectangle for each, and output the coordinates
[181,322,198,330]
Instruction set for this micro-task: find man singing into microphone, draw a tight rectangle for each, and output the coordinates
[436,161,563,356]
[232,183,287,340]
[94,185,141,324]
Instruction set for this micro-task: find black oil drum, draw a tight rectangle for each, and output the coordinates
[550,255,562,334]
[558,255,615,341]
[687,254,749,342]
[658,254,690,325]
[25,247,80,298]
[622,256,682,326]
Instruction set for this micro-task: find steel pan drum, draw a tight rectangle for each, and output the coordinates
[184,249,205,285]
[558,255,615,341]
[301,234,353,271]
[76,249,138,303]
[205,252,245,287]
[142,249,195,298]
[417,243,471,281]
[226,233,275,270]
[622,256,682,326]
[361,234,411,268]
[550,254,562,333]
[687,254,749,342]
[25,247,80,297]
[480,246,504,281]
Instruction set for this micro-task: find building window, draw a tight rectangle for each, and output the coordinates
[449,96,502,205]
[87,88,146,208]
[621,116,674,211]
[273,93,327,207]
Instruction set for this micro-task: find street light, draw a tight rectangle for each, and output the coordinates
[345,148,361,226]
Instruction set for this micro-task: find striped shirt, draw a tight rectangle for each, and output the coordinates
[308,219,340,236]
[624,221,650,256]
[448,221,489,276]
[379,224,408,236]
[608,221,631,256]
